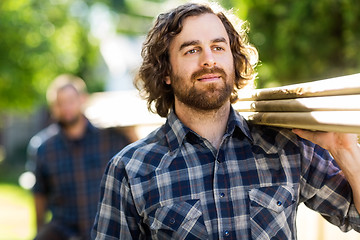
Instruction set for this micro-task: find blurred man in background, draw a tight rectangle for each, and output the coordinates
[29,74,131,240]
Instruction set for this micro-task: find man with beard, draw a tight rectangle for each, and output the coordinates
[30,74,131,240]
[92,2,360,239]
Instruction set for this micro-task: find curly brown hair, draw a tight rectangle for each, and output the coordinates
[134,2,258,117]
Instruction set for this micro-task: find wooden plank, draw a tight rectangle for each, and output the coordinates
[239,111,360,134]
[238,73,360,101]
[84,90,165,128]
[233,94,360,112]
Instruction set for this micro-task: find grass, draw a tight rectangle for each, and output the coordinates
[0,183,36,240]
[0,153,36,240]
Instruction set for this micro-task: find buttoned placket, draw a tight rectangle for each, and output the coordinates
[213,137,234,239]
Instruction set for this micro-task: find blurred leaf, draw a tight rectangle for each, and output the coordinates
[1,0,359,113]
[244,0,360,87]
[0,0,100,112]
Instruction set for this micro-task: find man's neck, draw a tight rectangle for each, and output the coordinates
[63,116,87,140]
[174,100,231,150]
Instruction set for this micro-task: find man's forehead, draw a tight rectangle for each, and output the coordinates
[172,13,229,46]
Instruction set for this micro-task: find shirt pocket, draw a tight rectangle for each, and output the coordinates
[148,199,208,240]
[249,185,296,239]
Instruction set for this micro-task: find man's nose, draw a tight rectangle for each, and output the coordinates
[200,48,216,68]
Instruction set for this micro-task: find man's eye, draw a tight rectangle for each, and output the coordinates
[213,46,224,51]
[185,49,198,55]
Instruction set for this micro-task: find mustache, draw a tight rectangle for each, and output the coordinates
[191,66,227,80]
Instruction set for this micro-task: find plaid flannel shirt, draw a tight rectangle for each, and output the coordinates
[92,107,360,239]
[32,120,130,239]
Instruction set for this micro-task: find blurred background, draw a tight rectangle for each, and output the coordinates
[0,0,359,239]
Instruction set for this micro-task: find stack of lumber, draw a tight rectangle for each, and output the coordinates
[234,73,360,134]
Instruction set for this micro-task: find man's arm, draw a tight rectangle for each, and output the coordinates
[34,193,48,232]
[293,130,360,213]
[92,157,142,239]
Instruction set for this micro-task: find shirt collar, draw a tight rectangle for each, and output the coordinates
[164,106,253,152]
[227,107,253,142]
[164,109,191,152]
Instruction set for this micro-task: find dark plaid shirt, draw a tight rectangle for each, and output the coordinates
[32,120,130,239]
[92,108,360,239]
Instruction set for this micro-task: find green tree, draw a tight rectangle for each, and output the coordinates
[2,0,359,112]
[0,0,100,111]
[226,0,360,88]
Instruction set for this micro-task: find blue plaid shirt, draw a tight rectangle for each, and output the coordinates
[32,120,130,239]
[92,108,360,239]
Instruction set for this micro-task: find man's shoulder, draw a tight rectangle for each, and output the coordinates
[30,124,60,150]
[97,127,132,144]
[248,124,300,150]
[120,125,168,157]
[109,126,169,174]
[248,123,321,155]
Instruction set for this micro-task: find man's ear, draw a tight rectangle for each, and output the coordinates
[165,76,171,85]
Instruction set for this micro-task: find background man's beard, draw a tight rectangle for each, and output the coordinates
[58,115,81,128]
[171,67,234,110]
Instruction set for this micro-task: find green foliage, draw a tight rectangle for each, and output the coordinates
[0,0,100,111]
[1,0,359,112]
[226,0,360,88]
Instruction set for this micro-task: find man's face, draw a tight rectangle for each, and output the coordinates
[166,13,235,111]
[51,86,83,128]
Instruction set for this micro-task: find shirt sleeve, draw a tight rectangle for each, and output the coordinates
[32,145,49,195]
[299,137,360,232]
[91,155,143,239]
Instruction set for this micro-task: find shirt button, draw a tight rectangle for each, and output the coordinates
[224,230,230,237]
[220,192,225,198]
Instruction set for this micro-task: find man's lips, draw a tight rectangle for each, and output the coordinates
[197,74,221,82]
[191,66,227,82]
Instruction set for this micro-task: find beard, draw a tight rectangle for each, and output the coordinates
[170,66,234,111]
[58,114,82,129]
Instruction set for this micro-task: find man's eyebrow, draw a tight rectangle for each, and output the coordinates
[179,37,228,51]
[179,40,200,51]
[212,37,227,44]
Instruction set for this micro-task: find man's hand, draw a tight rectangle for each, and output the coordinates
[292,129,358,155]
[292,129,360,213]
